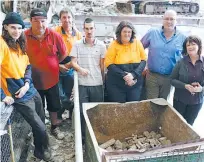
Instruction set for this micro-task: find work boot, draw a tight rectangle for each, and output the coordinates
[51,127,64,140]
[43,148,53,162]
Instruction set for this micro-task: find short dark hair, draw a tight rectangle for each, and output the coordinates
[115,21,136,44]
[59,8,74,19]
[83,18,94,26]
[182,35,202,56]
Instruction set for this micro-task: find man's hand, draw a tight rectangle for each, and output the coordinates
[78,67,89,76]
[2,96,14,105]
[59,64,69,73]
[142,67,149,76]
[15,82,30,98]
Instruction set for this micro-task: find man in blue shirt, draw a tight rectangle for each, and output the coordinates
[141,10,186,100]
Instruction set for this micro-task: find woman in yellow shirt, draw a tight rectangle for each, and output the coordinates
[0,12,51,161]
[105,21,147,102]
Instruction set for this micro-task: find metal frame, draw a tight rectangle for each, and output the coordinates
[74,72,84,162]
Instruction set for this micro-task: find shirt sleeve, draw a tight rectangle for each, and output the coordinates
[141,29,152,49]
[170,60,186,89]
[55,32,68,62]
[100,43,107,59]
[105,41,126,78]
[77,32,83,40]
[0,39,5,64]
[69,43,78,58]
[24,65,32,84]
[0,39,6,100]
[138,40,147,61]
[104,41,117,68]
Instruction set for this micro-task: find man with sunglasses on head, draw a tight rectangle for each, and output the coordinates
[141,10,186,100]
[25,8,67,140]
[54,8,82,120]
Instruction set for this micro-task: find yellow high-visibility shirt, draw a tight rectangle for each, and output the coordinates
[54,26,82,55]
[105,39,147,68]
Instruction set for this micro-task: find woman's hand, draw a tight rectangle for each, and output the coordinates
[2,96,14,105]
[15,82,30,98]
[185,84,196,95]
[123,73,134,82]
[125,79,137,86]
[123,73,137,86]
[192,82,203,92]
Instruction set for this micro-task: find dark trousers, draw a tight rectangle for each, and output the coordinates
[173,99,203,125]
[106,77,143,103]
[58,74,74,118]
[38,84,61,112]
[79,85,104,138]
[13,92,49,153]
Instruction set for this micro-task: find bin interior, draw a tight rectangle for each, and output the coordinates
[86,100,200,145]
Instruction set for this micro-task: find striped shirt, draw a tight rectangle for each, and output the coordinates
[70,38,106,86]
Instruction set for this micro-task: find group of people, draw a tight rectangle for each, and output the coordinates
[0,7,203,161]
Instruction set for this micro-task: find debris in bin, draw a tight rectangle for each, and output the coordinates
[99,138,116,149]
[114,140,123,150]
[100,131,172,152]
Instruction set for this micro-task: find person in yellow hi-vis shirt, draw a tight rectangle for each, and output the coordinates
[105,21,147,102]
[54,8,82,120]
[0,12,52,161]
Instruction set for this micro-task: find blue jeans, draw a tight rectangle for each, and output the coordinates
[58,72,74,119]
[59,74,74,102]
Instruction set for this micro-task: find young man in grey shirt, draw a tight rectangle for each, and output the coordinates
[70,18,106,138]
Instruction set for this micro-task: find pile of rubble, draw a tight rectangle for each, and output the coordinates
[100,131,172,152]
[72,1,121,16]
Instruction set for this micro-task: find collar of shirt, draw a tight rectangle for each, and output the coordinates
[161,26,177,37]
[27,28,50,39]
[185,55,203,63]
[83,37,97,45]
[61,26,76,36]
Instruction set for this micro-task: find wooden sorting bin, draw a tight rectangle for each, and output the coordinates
[83,98,203,162]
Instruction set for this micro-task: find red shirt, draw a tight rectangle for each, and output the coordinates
[25,28,67,90]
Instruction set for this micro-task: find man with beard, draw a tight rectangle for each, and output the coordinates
[25,8,67,140]
[70,18,106,139]
[54,8,82,120]
[141,10,186,100]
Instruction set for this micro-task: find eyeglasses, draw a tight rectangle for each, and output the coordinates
[163,18,176,21]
